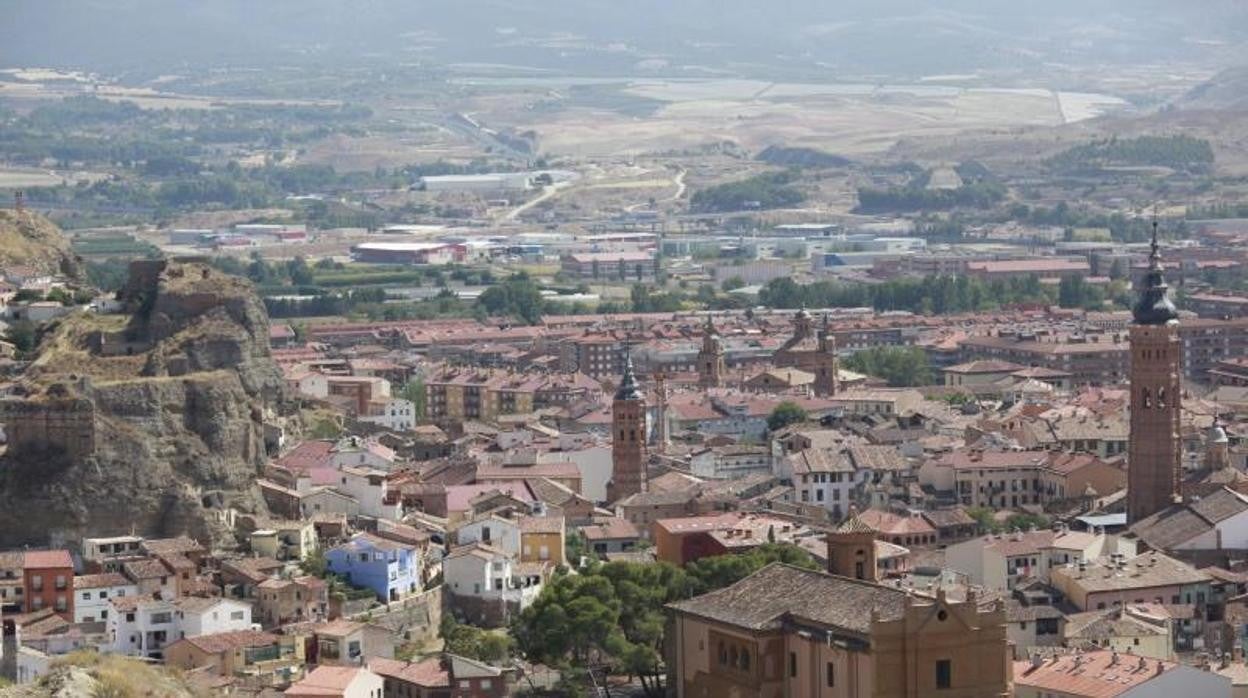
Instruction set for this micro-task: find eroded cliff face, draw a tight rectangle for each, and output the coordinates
[0,209,84,282]
[0,259,291,547]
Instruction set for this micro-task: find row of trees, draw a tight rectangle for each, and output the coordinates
[1046,134,1214,173]
[757,274,1056,315]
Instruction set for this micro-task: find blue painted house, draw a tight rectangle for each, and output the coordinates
[324,533,420,602]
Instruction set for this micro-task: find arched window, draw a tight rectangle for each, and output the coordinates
[1142,388,1151,409]
[1157,387,1167,409]
[740,648,751,671]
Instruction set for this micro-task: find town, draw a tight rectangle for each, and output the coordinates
[5,2,1248,697]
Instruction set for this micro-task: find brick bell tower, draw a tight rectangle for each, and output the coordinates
[1128,221,1182,523]
[696,314,725,388]
[607,352,647,502]
[814,313,839,397]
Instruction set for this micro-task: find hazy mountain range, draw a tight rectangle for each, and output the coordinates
[4,0,1248,79]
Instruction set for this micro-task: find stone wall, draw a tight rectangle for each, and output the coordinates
[0,395,95,461]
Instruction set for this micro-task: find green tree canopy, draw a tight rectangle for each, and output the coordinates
[767,401,808,431]
[842,346,933,387]
[475,272,544,325]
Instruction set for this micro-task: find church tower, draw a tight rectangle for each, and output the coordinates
[1128,222,1182,523]
[696,315,726,388]
[814,314,839,397]
[1206,415,1230,471]
[607,353,647,502]
[826,506,878,582]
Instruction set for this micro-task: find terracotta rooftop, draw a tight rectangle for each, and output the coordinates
[286,665,373,696]
[368,656,450,688]
[668,562,908,634]
[176,629,278,655]
[1013,650,1175,696]
[23,550,73,569]
[74,573,130,590]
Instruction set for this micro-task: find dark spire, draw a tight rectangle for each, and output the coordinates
[1132,219,1179,325]
[704,313,717,336]
[615,350,643,401]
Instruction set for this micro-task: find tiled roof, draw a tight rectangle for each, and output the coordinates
[856,509,936,537]
[518,515,564,534]
[123,558,169,580]
[1058,552,1210,594]
[581,517,641,541]
[1190,487,1248,523]
[368,656,450,688]
[22,550,73,569]
[668,562,907,634]
[74,573,130,590]
[1004,600,1065,623]
[921,507,977,529]
[314,619,365,637]
[1064,610,1166,640]
[177,629,277,654]
[286,666,372,696]
[141,536,204,557]
[1013,650,1174,696]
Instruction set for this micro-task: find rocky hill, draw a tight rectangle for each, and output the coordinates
[0,209,84,281]
[0,257,293,547]
[0,651,202,697]
[1179,66,1248,111]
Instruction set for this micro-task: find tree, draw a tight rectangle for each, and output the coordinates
[286,256,315,285]
[684,544,819,595]
[767,402,807,431]
[514,545,816,697]
[441,617,513,663]
[475,272,544,325]
[399,376,427,421]
[842,346,933,387]
[4,320,37,358]
[721,276,746,292]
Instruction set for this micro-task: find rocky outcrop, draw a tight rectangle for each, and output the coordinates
[0,259,292,547]
[0,209,84,281]
[0,653,200,697]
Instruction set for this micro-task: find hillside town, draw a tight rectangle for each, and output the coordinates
[4,208,1248,697]
[8,3,1248,696]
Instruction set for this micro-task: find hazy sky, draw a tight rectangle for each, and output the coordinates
[3,1,1247,78]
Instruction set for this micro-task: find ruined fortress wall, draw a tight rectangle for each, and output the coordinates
[0,397,96,460]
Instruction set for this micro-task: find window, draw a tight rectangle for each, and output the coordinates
[718,642,727,666]
[82,592,91,600]
[230,611,245,621]
[935,660,952,689]
[827,661,835,687]
[789,652,797,678]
